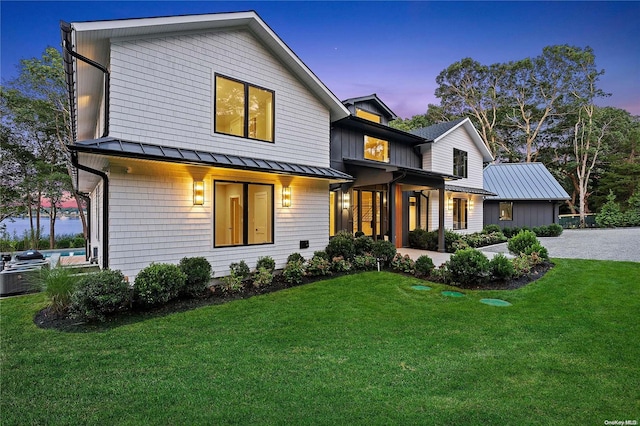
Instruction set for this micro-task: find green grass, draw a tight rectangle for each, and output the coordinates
[1,258,639,425]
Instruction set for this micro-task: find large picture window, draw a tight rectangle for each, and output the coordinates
[364,136,389,163]
[453,198,468,230]
[453,148,468,178]
[215,75,274,142]
[214,181,273,247]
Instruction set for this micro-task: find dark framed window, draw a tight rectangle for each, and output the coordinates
[214,180,274,247]
[453,148,468,178]
[356,108,381,123]
[499,202,513,221]
[453,198,468,230]
[214,74,274,142]
[364,136,389,163]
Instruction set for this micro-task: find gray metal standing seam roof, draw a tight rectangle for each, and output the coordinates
[483,163,570,200]
[409,118,466,141]
[69,137,354,181]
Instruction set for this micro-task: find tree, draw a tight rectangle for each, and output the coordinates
[1,47,80,248]
[389,104,453,131]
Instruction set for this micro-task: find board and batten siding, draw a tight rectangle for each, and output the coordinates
[426,127,485,189]
[108,29,330,167]
[105,160,330,280]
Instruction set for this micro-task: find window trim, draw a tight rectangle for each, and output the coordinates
[364,135,390,163]
[453,148,468,178]
[356,108,382,123]
[213,180,275,248]
[214,73,275,143]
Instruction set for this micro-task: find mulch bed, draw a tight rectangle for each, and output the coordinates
[34,263,553,332]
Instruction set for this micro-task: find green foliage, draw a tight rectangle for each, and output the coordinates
[482,224,501,234]
[134,263,186,307]
[512,254,533,277]
[325,231,355,260]
[408,228,437,250]
[624,187,640,226]
[256,256,276,272]
[390,254,415,274]
[33,266,79,313]
[220,273,243,293]
[354,235,374,256]
[283,260,305,285]
[178,257,212,297]
[305,254,332,277]
[330,256,351,273]
[229,260,251,280]
[287,253,305,264]
[70,269,131,322]
[313,250,329,261]
[531,224,563,237]
[596,191,625,228]
[508,230,540,255]
[252,267,273,288]
[352,254,378,271]
[446,248,490,287]
[524,242,549,260]
[489,254,515,281]
[371,240,397,266]
[414,255,435,277]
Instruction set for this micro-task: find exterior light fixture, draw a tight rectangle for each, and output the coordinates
[193,180,204,205]
[468,197,474,210]
[447,196,453,211]
[282,186,291,207]
[342,192,350,210]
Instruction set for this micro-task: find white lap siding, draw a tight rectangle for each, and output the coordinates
[106,160,329,280]
[108,29,330,168]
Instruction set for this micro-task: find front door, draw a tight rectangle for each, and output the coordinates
[352,189,386,239]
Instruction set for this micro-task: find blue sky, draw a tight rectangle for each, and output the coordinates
[2,1,639,118]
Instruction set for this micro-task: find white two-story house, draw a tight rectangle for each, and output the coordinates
[61,11,353,279]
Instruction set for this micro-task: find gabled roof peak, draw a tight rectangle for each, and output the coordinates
[342,94,397,120]
[412,118,493,162]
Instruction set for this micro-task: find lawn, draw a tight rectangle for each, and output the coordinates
[1,258,639,425]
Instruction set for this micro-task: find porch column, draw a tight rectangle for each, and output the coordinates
[438,186,445,252]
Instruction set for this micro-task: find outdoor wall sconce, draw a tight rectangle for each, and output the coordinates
[447,197,453,211]
[342,192,350,210]
[468,197,474,210]
[282,186,291,208]
[193,180,204,205]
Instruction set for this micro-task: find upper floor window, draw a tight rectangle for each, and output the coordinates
[215,74,274,142]
[364,136,389,163]
[356,108,381,123]
[453,148,467,178]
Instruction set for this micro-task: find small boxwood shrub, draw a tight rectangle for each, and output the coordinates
[287,253,305,264]
[446,248,490,287]
[305,254,332,276]
[313,250,329,261]
[391,253,415,274]
[283,260,305,285]
[408,228,437,250]
[256,256,276,272]
[326,231,355,260]
[524,242,549,260]
[352,254,377,271]
[489,254,515,281]
[252,267,273,288]
[371,240,397,266]
[179,257,212,297]
[229,260,251,281]
[414,255,435,277]
[482,224,501,234]
[70,269,131,322]
[508,230,540,256]
[354,235,374,256]
[134,263,186,307]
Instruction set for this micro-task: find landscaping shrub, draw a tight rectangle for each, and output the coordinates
[325,230,355,260]
[73,235,86,248]
[512,254,533,277]
[229,260,251,281]
[256,256,276,272]
[461,231,507,248]
[391,253,415,274]
[446,248,490,287]
[56,237,72,249]
[482,224,501,234]
[287,253,305,264]
[313,250,329,261]
[444,229,463,253]
[134,263,186,307]
[252,267,273,288]
[508,230,540,256]
[408,228,437,250]
[489,254,515,281]
[33,267,80,313]
[331,256,351,273]
[371,240,396,266]
[283,260,305,285]
[414,255,435,277]
[305,254,332,276]
[220,272,243,292]
[70,269,131,321]
[179,257,212,297]
[596,191,625,228]
[352,254,378,271]
[524,242,549,260]
[547,224,563,237]
[354,235,374,256]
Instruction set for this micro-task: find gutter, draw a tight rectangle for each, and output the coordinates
[60,21,110,139]
[71,152,109,269]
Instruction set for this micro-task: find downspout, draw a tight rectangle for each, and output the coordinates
[74,191,91,262]
[72,152,109,269]
[60,21,110,138]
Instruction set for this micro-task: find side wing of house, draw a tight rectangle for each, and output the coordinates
[63,12,351,279]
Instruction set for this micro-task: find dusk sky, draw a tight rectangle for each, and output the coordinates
[2,1,639,119]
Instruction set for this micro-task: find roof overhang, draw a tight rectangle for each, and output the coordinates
[63,11,350,142]
[334,116,428,145]
[70,137,354,183]
[343,158,459,188]
[445,184,497,197]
